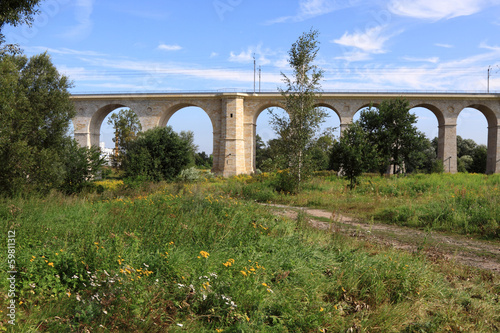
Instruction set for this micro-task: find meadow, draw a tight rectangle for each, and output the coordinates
[0,174,499,332]
[223,172,500,239]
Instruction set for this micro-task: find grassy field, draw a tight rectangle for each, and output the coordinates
[1,175,499,332]
[223,172,500,239]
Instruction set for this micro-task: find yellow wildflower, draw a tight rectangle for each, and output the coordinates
[200,251,210,259]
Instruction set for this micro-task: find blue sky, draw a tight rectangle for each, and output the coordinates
[4,0,500,153]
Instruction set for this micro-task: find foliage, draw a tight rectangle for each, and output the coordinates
[271,169,299,194]
[330,123,377,189]
[93,179,124,192]
[1,179,499,331]
[178,167,203,182]
[59,140,107,195]
[107,108,142,168]
[195,151,213,169]
[256,136,284,172]
[123,126,193,182]
[308,132,336,171]
[269,29,327,192]
[357,99,428,175]
[0,0,42,28]
[456,135,487,173]
[0,51,87,195]
[470,144,487,173]
[0,0,42,45]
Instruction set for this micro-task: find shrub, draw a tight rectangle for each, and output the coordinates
[178,167,203,182]
[272,170,298,194]
[123,127,193,182]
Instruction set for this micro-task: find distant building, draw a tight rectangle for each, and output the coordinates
[99,142,114,165]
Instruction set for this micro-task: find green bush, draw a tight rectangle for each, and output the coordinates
[272,170,299,194]
[123,127,193,182]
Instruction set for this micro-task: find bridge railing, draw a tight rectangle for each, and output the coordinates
[70,89,499,96]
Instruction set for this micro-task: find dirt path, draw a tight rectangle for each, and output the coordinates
[262,204,500,274]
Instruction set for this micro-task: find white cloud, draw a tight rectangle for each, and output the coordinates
[158,44,182,51]
[334,50,372,62]
[403,56,440,63]
[229,49,253,63]
[388,0,491,20]
[333,26,392,54]
[435,43,454,48]
[61,0,94,39]
[228,45,273,65]
[79,56,283,84]
[266,0,355,24]
[273,55,289,69]
[325,43,500,92]
[210,52,219,58]
[24,46,107,57]
[479,42,500,52]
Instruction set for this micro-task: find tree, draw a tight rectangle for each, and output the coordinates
[358,98,426,175]
[470,144,487,173]
[107,108,142,168]
[0,51,104,195]
[179,130,198,165]
[257,137,285,172]
[123,127,193,182]
[255,134,267,171]
[0,0,43,50]
[457,135,477,158]
[195,151,213,169]
[330,123,376,189]
[269,29,327,191]
[308,131,336,171]
[59,140,106,194]
[0,0,42,29]
[0,52,72,194]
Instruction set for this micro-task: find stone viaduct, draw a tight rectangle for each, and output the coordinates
[71,92,500,176]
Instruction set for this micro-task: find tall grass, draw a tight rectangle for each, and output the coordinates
[228,172,500,238]
[1,182,499,331]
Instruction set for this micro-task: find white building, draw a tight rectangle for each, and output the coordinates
[99,142,114,165]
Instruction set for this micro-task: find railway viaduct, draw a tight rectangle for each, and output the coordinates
[71,92,500,176]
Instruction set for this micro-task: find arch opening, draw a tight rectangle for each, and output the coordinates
[457,107,489,173]
[165,106,214,170]
[99,107,141,166]
[254,106,288,172]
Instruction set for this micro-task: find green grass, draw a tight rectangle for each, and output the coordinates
[227,172,500,239]
[1,181,499,332]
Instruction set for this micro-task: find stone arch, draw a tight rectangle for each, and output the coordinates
[315,102,340,118]
[458,104,499,174]
[158,102,217,130]
[410,103,445,126]
[462,104,497,127]
[244,100,287,174]
[158,102,218,173]
[89,103,141,147]
[352,103,381,123]
[314,102,341,139]
[357,102,381,111]
[251,101,287,124]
